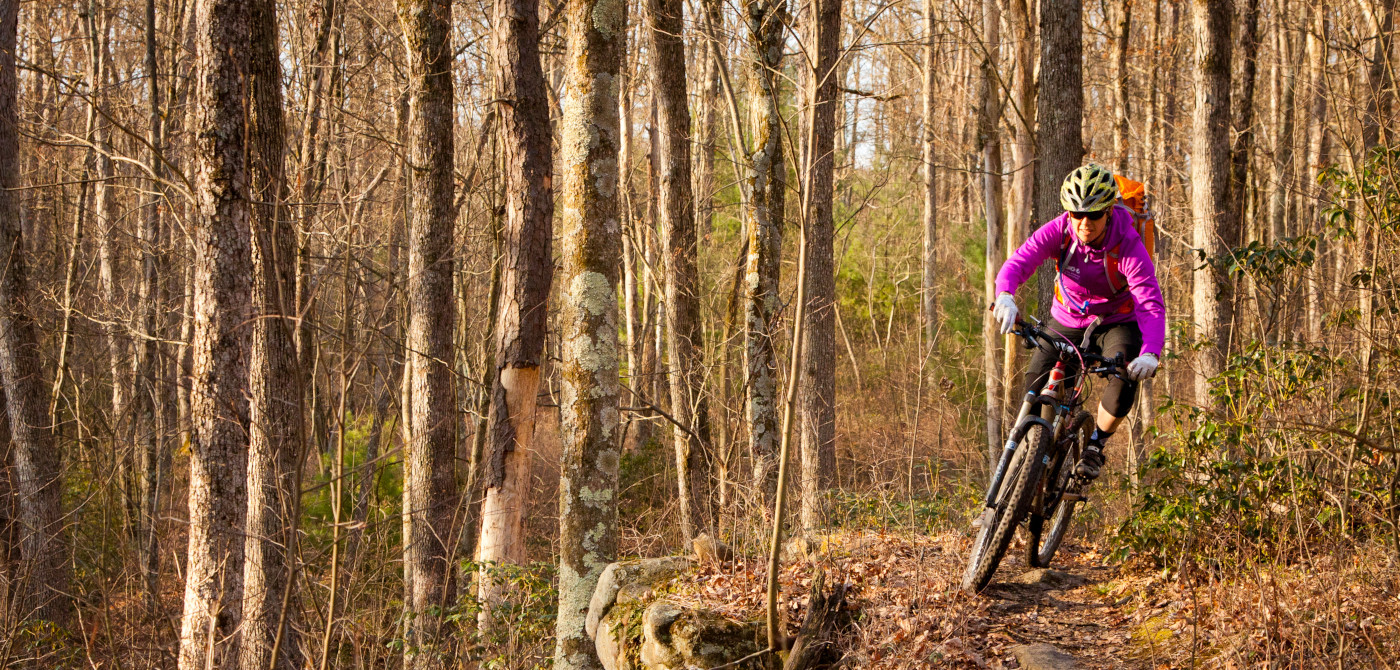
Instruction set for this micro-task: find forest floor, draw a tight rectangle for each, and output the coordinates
[664,528,1400,669]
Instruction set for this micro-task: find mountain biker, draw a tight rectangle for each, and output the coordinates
[991,164,1166,481]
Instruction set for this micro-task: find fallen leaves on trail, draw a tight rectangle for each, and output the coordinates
[662,529,1400,669]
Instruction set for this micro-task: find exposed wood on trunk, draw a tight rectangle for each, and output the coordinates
[477,0,554,627]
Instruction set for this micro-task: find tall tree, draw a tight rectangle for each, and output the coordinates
[240,0,305,666]
[1301,3,1328,342]
[743,0,787,509]
[1004,0,1034,420]
[920,0,938,346]
[179,0,254,665]
[694,0,723,240]
[478,0,554,624]
[978,0,1005,467]
[396,0,458,664]
[0,0,69,624]
[1268,2,1300,245]
[1190,0,1234,401]
[648,0,712,542]
[554,0,623,665]
[1362,0,1395,151]
[1230,0,1260,232]
[798,0,840,534]
[1034,0,1084,314]
[1112,0,1132,172]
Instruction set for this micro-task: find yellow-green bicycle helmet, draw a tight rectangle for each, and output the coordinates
[1059,164,1119,213]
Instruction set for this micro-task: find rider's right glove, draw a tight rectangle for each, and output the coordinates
[1127,353,1159,381]
[992,292,1018,334]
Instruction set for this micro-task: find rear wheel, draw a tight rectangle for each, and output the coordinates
[1026,411,1092,568]
[962,418,1052,593]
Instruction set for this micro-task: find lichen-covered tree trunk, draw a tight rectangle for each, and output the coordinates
[0,0,69,624]
[743,0,787,511]
[554,0,623,664]
[648,0,712,543]
[920,0,937,348]
[978,0,1005,470]
[240,0,305,666]
[396,0,458,666]
[179,0,254,665]
[478,0,554,626]
[1189,0,1234,403]
[798,0,839,534]
[1033,0,1083,317]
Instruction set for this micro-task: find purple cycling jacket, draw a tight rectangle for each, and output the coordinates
[995,205,1167,356]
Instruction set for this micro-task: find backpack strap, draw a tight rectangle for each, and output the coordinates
[1104,243,1127,295]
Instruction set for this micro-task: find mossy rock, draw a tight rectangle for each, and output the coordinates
[639,599,764,670]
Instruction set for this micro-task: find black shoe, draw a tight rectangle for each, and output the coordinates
[1075,443,1105,480]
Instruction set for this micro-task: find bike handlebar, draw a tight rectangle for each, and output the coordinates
[1011,317,1130,381]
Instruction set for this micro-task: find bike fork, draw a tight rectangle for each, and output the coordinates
[983,392,1040,508]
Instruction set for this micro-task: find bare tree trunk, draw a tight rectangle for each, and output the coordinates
[649,0,713,542]
[744,0,787,511]
[921,0,938,347]
[1034,0,1084,315]
[179,0,254,665]
[1231,0,1260,232]
[396,0,458,665]
[1363,0,1395,151]
[0,0,69,625]
[694,0,723,241]
[978,0,1004,469]
[1269,3,1299,245]
[477,0,553,626]
[1113,0,1132,173]
[1004,0,1034,423]
[797,0,839,535]
[1301,4,1328,342]
[1190,0,1235,403]
[554,0,623,664]
[240,0,305,666]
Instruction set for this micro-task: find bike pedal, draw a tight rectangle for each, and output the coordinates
[1061,493,1087,503]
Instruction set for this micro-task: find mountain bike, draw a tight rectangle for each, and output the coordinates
[961,315,1130,593]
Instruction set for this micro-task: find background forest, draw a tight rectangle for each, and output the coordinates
[0,0,1399,667]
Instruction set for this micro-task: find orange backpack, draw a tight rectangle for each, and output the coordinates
[1113,174,1155,257]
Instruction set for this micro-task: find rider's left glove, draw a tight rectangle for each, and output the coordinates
[1127,353,1159,381]
[992,293,1018,334]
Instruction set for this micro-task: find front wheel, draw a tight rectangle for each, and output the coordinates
[962,418,1052,593]
[1026,411,1092,568]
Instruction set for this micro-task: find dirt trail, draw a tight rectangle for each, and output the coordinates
[667,529,1184,669]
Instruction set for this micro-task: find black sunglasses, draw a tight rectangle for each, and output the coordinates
[1069,210,1107,221]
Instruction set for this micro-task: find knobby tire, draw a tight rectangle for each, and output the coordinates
[962,419,1051,593]
[1027,411,1092,568]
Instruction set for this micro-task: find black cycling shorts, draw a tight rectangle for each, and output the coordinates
[1022,318,1142,418]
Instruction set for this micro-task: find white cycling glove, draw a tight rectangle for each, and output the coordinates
[992,292,1018,334]
[1127,353,1159,381]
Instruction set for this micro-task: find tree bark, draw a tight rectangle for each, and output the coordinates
[649,0,713,542]
[1112,0,1132,173]
[554,0,624,664]
[1301,4,1328,343]
[743,0,787,511]
[798,0,840,535]
[1231,0,1260,232]
[1190,0,1234,402]
[1363,0,1395,151]
[694,0,723,241]
[179,0,255,665]
[240,0,305,666]
[978,0,1005,469]
[1034,0,1084,315]
[0,0,70,625]
[396,0,458,665]
[477,0,554,626]
[1269,3,1299,245]
[1004,0,1034,424]
[921,0,938,347]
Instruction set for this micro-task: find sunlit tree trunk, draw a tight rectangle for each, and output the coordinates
[694,0,722,240]
[179,0,254,665]
[1269,3,1299,246]
[477,0,553,626]
[1190,0,1234,403]
[1112,0,1132,173]
[797,0,839,535]
[1231,0,1260,233]
[240,0,304,666]
[1362,0,1395,151]
[744,0,787,510]
[396,0,458,664]
[0,0,70,625]
[1004,0,1034,421]
[554,0,623,664]
[649,0,712,542]
[978,0,1004,468]
[1034,0,1083,315]
[921,0,938,347]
